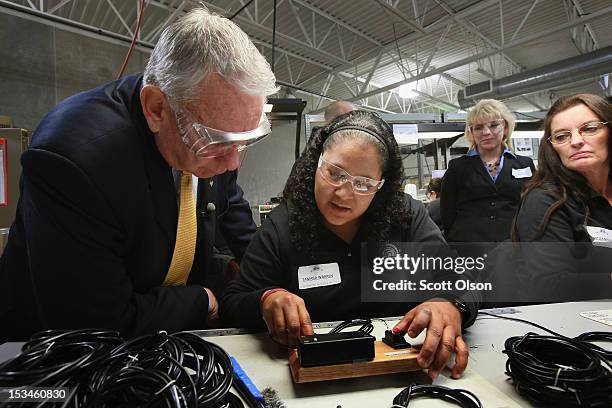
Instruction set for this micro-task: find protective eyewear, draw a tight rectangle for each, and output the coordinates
[548,121,608,145]
[469,119,505,134]
[317,156,385,195]
[175,109,272,158]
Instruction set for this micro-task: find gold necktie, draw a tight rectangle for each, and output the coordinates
[164,171,197,286]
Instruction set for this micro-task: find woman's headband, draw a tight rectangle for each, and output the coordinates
[326,125,390,154]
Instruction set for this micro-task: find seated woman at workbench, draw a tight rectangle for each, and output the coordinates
[511,93,612,302]
[221,111,478,380]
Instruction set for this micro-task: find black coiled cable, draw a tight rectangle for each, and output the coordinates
[0,329,243,408]
[503,333,612,407]
[479,311,612,407]
[574,331,612,361]
[478,312,612,362]
[392,384,482,408]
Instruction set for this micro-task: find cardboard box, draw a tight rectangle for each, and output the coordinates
[0,128,30,228]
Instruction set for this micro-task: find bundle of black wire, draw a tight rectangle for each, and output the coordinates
[0,329,244,407]
[328,318,375,335]
[503,333,612,407]
[478,312,612,407]
[392,384,482,408]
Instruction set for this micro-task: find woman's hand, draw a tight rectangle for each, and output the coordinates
[261,290,314,346]
[394,300,468,380]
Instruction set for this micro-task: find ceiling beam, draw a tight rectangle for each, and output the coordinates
[433,0,523,72]
[291,0,382,47]
[205,2,355,66]
[413,90,461,110]
[296,0,496,89]
[0,0,155,49]
[331,4,612,106]
[372,0,425,33]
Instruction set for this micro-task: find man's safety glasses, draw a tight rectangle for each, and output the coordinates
[175,109,272,158]
[317,156,384,195]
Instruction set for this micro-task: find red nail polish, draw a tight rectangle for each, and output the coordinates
[392,327,401,333]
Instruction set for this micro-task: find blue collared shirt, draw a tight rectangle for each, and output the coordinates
[466,147,516,182]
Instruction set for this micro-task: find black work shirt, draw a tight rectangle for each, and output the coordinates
[516,186,612,242]
[221,195,478,329]
[514,186,612,301]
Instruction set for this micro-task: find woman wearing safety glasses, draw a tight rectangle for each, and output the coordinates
[441,99,535,248]
[221,111,477,380]
[510,94,612,301]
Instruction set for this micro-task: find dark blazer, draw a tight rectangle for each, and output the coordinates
[0,75,256,341]
[427,198,443,232]
[441,152,535,242]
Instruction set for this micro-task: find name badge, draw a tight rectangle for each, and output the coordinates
[512,167,532,178]
[585,226,612,248]
[298,263,341,290]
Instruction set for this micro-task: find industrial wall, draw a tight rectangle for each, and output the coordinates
[0,13,146,132]
[237,119,303,208]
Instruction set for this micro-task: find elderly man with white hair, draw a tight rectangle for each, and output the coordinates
[0,6,277,341]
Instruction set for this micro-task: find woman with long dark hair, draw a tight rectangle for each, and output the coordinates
[222,111,476,380]
[512,93,612,301]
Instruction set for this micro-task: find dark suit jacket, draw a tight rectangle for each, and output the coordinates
[440,153,535,243]
[0,74,256,341]
[427,198,443,232]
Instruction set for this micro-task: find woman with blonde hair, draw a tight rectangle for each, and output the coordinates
[441,99,535,245]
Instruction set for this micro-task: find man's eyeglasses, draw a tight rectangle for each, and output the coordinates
[317,156,384,195]
[548,121,608,145]
[469,119,505,134]
[175,108,271,158]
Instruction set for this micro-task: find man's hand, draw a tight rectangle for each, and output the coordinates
[261,290,314,346]
[393,301,468,380]
[204,288,219,327]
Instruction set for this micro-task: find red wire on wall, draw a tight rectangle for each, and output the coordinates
[117,0,146,79]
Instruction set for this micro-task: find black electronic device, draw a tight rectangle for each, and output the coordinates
[382,329,412,349]
[298,331,375,367]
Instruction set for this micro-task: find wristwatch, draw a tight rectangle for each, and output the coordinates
[451,298,469,316]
